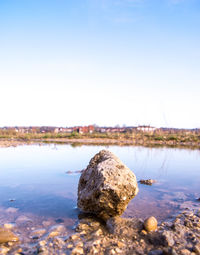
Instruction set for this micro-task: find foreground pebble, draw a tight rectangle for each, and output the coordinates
[144,216,158,232]
[0,227,19,244]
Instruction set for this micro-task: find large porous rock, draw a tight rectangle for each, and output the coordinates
[77,150,138,220]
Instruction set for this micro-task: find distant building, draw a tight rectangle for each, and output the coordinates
[39,126,57,133]
[73,125,94,134]
[95,127,126,133]
[136,126,156,132]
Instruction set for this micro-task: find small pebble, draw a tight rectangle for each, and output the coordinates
[144,216,158,232]
[71,247,84,254]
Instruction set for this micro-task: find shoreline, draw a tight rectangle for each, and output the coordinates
[0,138,200,149]
[0,139,200,254]
[0,205,199,254]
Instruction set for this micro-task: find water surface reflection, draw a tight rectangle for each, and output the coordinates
[0,144,199,226]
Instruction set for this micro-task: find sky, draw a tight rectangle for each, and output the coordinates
[0,0,199,128]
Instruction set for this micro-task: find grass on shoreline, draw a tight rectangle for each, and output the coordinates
[0,130,199,149]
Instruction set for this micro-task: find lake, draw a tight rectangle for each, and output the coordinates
[0,144,199,231]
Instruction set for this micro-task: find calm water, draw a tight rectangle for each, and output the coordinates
[0,144,199,227]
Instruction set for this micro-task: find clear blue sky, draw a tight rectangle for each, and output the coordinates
[0,0,199,128]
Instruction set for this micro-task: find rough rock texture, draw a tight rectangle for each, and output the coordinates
[77,150,138,220]
[106,216,143,238]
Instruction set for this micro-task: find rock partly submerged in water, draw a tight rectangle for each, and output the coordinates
[77,150,139,220]
[139,179,157,185]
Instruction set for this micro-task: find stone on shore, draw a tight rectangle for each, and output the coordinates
[0,227,19,244]
[144,216,158,232]
[77,150,138,220]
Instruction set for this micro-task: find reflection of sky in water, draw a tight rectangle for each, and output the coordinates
[0,144,199,220]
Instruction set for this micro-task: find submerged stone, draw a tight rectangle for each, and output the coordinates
[139,179,157,185]
[77,150,138,220]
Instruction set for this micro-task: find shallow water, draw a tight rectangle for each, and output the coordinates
[0,144,199,230]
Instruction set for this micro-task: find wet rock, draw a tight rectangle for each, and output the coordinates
[77,150,138,220]
[75,223,90,232]
[193,244,200,255]
[180,249,192,255]
[0,227,19,244]
[52,237,65,248]
[55,218,64,224]
[16,215,32,224]
[141,229,148,235]
[162,247,178,255]
[5,207,18,213]
[148,250,163,255]
[38,240,47,247]
[139,179,157,185]
[9,199,16,202]
[71,246,84,254]
[66,169,84,174]
[49,225,66,233]
[47,225,66,238]
[144,216,158,232]
[30,228,46,239]
[161,230,175,247]
[42,221,51,227]
[67,243,74,249]
[70,234,81,241]
[106,216,143,238]
[0,247,10,254]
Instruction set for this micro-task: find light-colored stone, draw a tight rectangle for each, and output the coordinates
[180,249,192,255]
[144,216,158,232]
[30,229,46,238]
[77,150,138,220]
[0,227,19,244]
[39,240,47,247]
[67,243,73,249]
[48,231,60,238]
[3,224,15,230]
[49,225,65,233]
[70,234,80,241]
[71,247,84,254]
[141,229,147,235]
[0,247,10,254]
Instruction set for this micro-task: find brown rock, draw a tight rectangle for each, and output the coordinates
[139,179,156,185]
[144,216,158,232]
[0,227,19,244]
[77,150,138,220]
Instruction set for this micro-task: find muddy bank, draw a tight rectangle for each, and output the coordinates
[0,140,40,148]
[0,207,200,254]
[0,138,199,150]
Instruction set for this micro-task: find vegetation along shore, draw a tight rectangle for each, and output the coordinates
[0,125,199,149]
